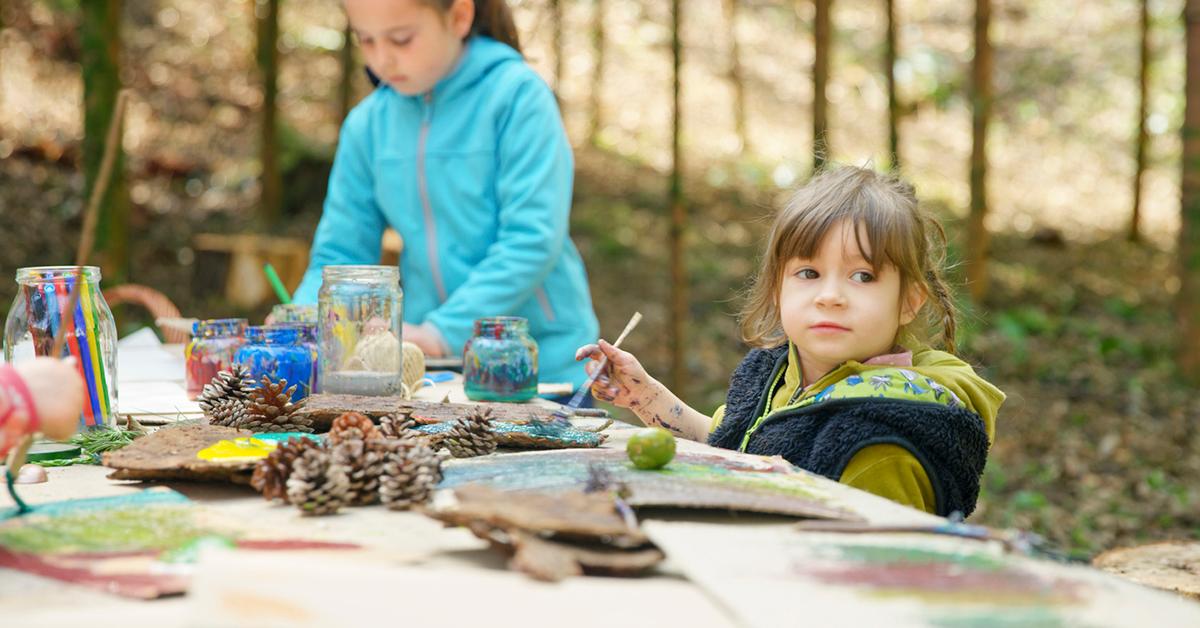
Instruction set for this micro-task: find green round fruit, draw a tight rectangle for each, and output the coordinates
[626,427,676,470]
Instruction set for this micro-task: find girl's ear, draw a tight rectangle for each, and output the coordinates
[899,283,927,326]
[448,0,475,38]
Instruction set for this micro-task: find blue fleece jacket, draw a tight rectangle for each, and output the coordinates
[293,36,599,389]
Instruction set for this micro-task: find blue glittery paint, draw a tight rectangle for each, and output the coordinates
[462,317,538,402]
[234,324,318,402]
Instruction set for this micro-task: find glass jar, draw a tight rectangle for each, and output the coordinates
[318,265,404,396]
[234,324,317,402]
[269,303,318,324]
[184,318,247,399]
[463,316,538,402]
[3,266,118,429]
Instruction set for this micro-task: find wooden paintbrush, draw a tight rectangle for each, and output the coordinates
[543,311,643,428]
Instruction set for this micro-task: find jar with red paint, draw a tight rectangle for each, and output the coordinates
[185,318,247,399]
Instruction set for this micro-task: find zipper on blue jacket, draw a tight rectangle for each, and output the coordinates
[418,92,449,303]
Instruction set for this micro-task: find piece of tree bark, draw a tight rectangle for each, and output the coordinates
[966,0,993,302]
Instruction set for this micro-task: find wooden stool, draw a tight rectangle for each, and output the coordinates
[1093,541,1200,601]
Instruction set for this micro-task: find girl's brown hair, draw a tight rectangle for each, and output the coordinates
[740,165,958,353]
[427,0,521,53]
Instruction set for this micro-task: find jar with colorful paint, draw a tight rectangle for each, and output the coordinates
[234,324,317,402]
[3,266,119,429]
[184,318,247,400]
[317,265,404,396]
[463,316,538,402]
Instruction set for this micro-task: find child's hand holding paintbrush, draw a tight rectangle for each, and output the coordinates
[573,316,713,442]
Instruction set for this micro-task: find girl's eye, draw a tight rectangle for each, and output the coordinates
[390,36,414,47]
[796,268,819,279]
[850,271,875,283]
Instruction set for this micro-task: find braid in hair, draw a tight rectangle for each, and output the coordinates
[924,269,958,354]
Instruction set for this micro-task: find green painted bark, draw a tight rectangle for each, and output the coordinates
[256,0,282,224]
[81,0,129,282]
[967,0,992,302]
[1179,0,1200,383]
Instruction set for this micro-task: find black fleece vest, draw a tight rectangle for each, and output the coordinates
[707,345,990,517]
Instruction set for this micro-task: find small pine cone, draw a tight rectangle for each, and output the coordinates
[441,407,497,458]
[378,439,443,510]
[251,437,322,501]
[379,411,418,439]
[332,439,388,506]
[286,447,349,516]
[328,412,382,446]
[207,397,249,427]
[242,376,313,433]
[198,365,253,416]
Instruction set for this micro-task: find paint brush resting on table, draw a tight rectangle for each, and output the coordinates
[542,312,643,429]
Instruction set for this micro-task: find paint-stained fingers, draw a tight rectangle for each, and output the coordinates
[574,343,601,362]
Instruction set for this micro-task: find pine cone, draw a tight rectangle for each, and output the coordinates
[379,439,443,510]
[207,397,249,427]
[241,376,313,433]
[286,447,349,516]
[441,407,497,458]
[379,411,418,439]
[198,365,253,417]
[251,437,322,501]
[331,439,388,506]
[328,412,382,446]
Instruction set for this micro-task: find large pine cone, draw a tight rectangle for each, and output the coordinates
[379,411,418,439]
[286,447,349,516]
[379,439,443,510]
[251,437,323,501]
[331,439,388,506]
[242,376,313,433]
[198,365,253,417]
[442,407,497,458]
[328,412,382,446]
[207,397,249,428]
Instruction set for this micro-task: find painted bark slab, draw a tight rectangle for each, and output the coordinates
[295,393,563,429]
[102,423,258,484]
[415,419,608,449]
[0,488,356,598]
[644,520,1200,627]
[437,448,862,521]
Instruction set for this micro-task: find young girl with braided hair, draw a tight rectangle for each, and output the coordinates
[577,165,1005,516]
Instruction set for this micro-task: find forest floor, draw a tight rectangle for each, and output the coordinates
[1,0,1197,558]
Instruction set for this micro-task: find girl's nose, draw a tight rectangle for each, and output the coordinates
[814,281,847,307]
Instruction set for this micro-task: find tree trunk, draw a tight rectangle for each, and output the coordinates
[256,0,282,225]
[551,0,564,97]
[1130,0,1150,243]
[588,0,606,143]
[813,0,831,170]
[723,0,750,152]
[669,0,687,396]
[885,0,900,171]
[1179,0,1200,383]
[339,19,355,122]
[967,0,992,302]
[81,0,129,282]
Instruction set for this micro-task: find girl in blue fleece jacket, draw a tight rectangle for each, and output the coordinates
[292,0,600,390]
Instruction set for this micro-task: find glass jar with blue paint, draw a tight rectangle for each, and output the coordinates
[463,316,538,402]
[234,324,318,402]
